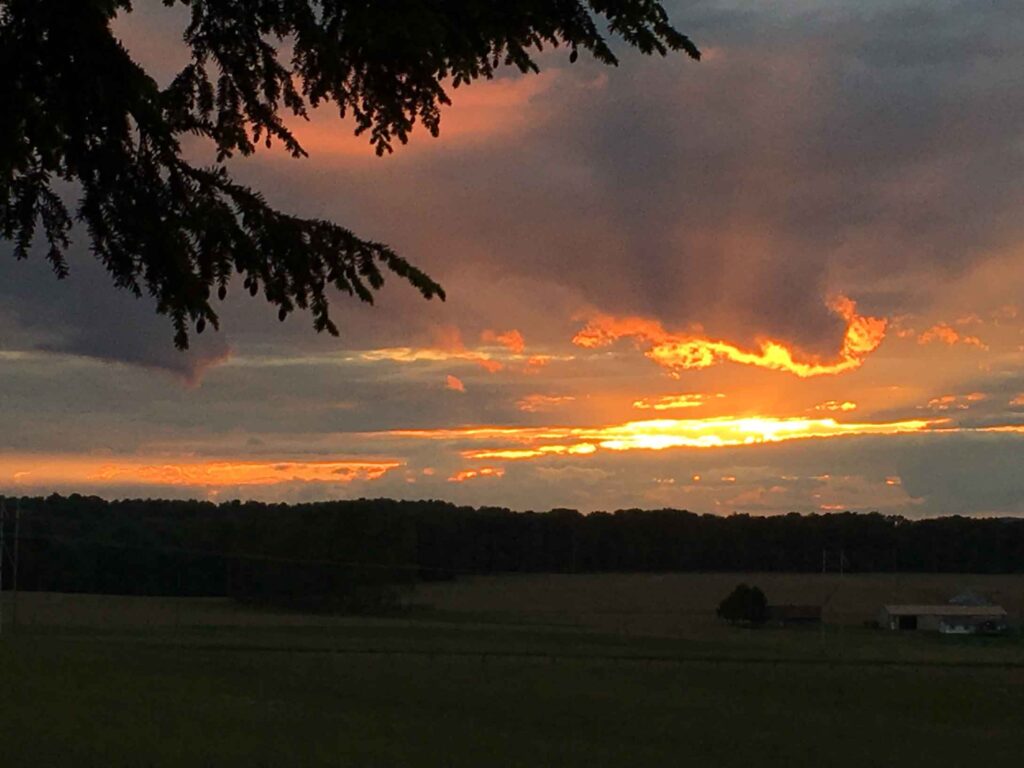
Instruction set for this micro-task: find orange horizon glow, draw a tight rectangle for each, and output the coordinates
[390,415,937,462]
[0,456,403,488]
[573,296,886,377]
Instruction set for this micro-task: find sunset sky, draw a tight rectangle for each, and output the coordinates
[3,0,1024,515]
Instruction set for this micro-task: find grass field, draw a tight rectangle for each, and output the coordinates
[2,573,1023,767]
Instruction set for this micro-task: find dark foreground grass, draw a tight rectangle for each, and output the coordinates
[3,623,1024,768]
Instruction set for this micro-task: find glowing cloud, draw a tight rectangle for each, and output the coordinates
[475,358,505,374]
[522,356,550,375]
[814,400,858,412]
[360,348,469,363]
[445,375,466,393]
[465,444,598,461]
[573,296,886,377]
[448,467,506,483]
[926,392,986,411]
[917,323,987,349]
[356,337,557,376]
[633,393,724,411]
[482,329,526,354]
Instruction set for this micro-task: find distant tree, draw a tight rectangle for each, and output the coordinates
[0,1,700,349]
[716,583,768,625]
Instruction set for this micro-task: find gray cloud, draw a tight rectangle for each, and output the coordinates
[0,243,230,381]
[229,0,1024,356]
[10,0,1022,368]
[4,0,1024,517]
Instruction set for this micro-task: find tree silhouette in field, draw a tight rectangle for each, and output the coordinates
[717,584,768,625]
[0,1,699,349]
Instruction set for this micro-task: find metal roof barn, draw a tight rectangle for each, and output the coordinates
[879,605,1008,633]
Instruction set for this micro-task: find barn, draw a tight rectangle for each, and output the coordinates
[878,604,1008,634]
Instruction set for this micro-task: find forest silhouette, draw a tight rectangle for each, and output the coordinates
[4,495,1023,609]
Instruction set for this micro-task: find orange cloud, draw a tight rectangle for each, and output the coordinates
[448,467,506,483]
[360,347,508,374]
[359,348,465,363]
[633,393,724,411]
[573,296,886,378]
[288,72,560,158]
[814,400,857,412]
[475,358,504,374]
[482,329,526,354]
[465,444,598,461]
[917,323,987,349]
[355,336,558,375]
[1,456,401,488]
[517,394,576,412]
[522,356,549,375]
[926,392,986,411]
[445,375,466,393]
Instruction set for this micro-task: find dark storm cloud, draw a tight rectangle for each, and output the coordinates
[527,0,1024,350]
[0,245,230,381]
[6,0,1024,372]
[233,0,1024,357]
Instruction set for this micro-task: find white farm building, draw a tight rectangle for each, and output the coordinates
[879,604,1008,634]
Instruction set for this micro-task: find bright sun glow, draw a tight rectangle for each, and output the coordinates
[391,415,935,463]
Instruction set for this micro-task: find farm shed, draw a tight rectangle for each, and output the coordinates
[879,605,1008,634]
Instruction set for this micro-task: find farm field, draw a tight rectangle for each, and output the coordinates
[2,573,1024,767]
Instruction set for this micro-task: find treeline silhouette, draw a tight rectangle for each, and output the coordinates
[2,495,1023,608]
